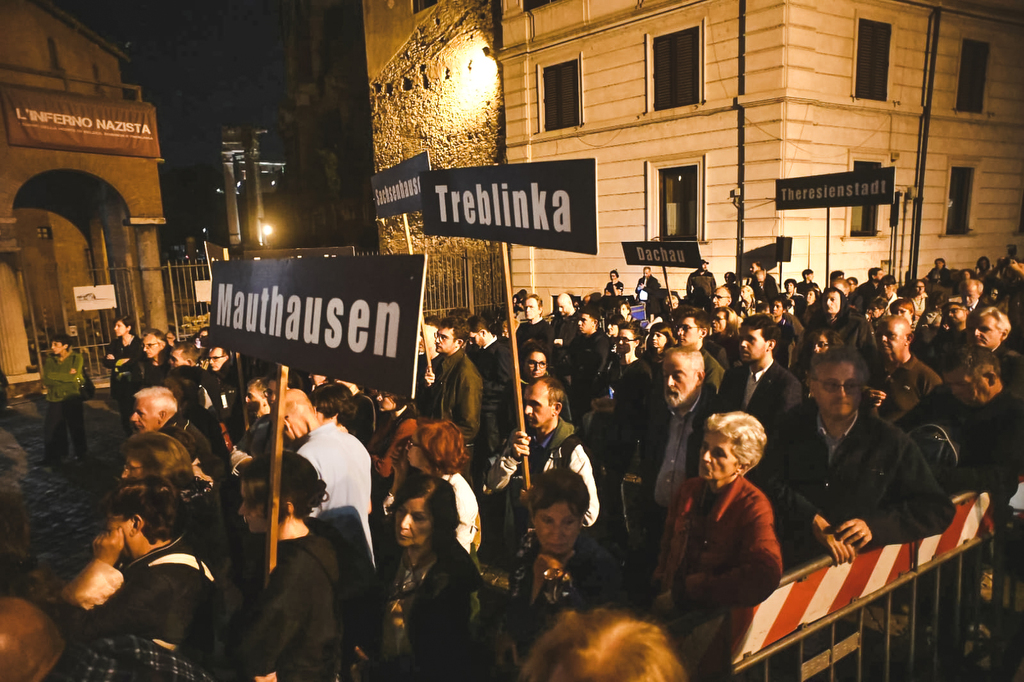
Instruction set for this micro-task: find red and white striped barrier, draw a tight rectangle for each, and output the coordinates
[730,493,992,664]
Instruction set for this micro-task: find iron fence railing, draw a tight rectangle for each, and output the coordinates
[422,248,506,320]
[163,260,212,341]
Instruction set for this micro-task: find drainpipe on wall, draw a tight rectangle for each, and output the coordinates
[909,7,941,280]
[734,0,747,277]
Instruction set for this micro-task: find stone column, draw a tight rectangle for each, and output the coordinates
[131,220,168,332]
[0,256,32,377]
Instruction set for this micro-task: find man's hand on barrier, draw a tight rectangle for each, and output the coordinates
[813,514,856,564]
[834,518,873,550]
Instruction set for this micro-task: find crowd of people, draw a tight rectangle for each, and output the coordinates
[6,251,1024,681]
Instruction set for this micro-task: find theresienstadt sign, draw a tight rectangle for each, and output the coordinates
[208,256,426,396]
[621,241,702,268]
[775,166,895,210]
[371,152,431,219]
[420,159,598,255]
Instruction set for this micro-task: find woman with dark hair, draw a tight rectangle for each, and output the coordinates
[393,419,479,553]
[41,333,88,466]
[644,322,676,365]
[711,306,742,367]
[121,431,230,586]
[520,340,550,383]
[506,469,621,656]
[800,287,821,328]
[104,315,142,434]
[378,473,481,681]
[793,328,844,388]
[235,452,378,682]
[63,476,214,648]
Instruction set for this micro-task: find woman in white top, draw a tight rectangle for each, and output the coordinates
[395,418,480,554]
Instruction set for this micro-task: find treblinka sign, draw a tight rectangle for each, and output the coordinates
[209,256,426,396]
[775,166,895,210]
[420,159,598,255]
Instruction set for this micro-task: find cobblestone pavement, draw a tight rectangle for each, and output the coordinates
[0,388,128,580]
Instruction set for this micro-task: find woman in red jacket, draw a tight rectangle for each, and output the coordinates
[653,411,782,613]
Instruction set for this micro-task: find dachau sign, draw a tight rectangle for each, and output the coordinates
[372,152,431,219]
[208,256,426,396]
[420,159,598,255]
[622,241,702,268]
[775,166,895,210]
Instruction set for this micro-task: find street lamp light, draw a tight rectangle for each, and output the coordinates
[262,223,273,248]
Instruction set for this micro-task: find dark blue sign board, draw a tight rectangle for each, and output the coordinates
[775,166,895,210]
[420,159,598,255]
[208,256,426,397]
[622,241,702,268]
[372,152,431,219]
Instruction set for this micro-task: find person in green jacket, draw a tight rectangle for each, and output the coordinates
[42,333,88,465]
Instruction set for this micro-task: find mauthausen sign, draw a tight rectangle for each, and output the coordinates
[1,85,160,158]
[775,166,895,210]
[420,159,598,255]
[208,256,426,397]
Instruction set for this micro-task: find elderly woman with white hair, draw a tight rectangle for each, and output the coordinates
[653,411,783,613]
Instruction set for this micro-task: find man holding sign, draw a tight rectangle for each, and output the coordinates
[425,317,483,467]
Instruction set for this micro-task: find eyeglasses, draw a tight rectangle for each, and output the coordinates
[813,380,863,394]
[813,341,830,349]
[527,360,547,367]
[143,342,162,349]
[676,325,698,334]
[616,337,638,344]
[208,354,227,361]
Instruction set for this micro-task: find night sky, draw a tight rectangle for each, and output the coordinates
[52,0,286,168]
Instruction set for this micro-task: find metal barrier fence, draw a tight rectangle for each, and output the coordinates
[423,248,506,319]
[164,260,212,340]
[670,493,1000,681]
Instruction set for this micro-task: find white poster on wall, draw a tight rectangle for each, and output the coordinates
[194,280,212,303]
[73,285,117,311]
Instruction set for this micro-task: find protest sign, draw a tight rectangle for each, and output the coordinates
[208,255,426,396]
[420,158,598,255]
[775,166,895,210]
[621,241,702,268]
[372,152,431,219]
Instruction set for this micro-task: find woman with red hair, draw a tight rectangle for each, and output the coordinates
[391,418,479,553]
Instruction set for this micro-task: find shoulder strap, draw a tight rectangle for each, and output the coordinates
[555,435,584,469]
[148,553,214,581]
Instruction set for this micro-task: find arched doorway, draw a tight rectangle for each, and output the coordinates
[2,171,145,379]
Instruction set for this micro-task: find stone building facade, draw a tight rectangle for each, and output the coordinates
[0,0,167,383]
[362,0,504,260]
[499,0,1024,302]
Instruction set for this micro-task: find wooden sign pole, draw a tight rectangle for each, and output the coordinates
[662,265,671,304]
[501,242,529,489]
[264,363,289,585]
[237,356,250,431]
[402,213,435,373]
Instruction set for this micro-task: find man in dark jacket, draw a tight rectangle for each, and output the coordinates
[851,268,883,314]
[712,314,802,435]
[516,294,555,360]
[867,315,942,422]
[563,306,610,420]
[747,261,779,303]
[969,306,1024,399]
[426,317,483,448]
[761,347,955,568]
[552,293,580,368]
[468,315,514,467]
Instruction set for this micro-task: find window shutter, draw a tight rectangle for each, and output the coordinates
[543,60,579,131]
[653,27,700,111]
[856,19,891,101]
[956,40,988,113]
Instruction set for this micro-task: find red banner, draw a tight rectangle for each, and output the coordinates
[1,85,160,158]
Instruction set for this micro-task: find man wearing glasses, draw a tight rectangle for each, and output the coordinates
[760,346,953,567]
[139,329,169,388]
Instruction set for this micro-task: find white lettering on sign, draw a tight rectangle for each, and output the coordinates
[14,108,152,134]
[215,284,402,358]
[432,182,572,233]
[780,180,887,202]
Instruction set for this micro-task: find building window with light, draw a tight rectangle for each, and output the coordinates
[946,167,974,235]
[855,19,890,101]
[659,165,699,239]
[653,26,701,110]
[37,226,52,240]
[956,39,988,113]
[543,60,580,131]
[850,161,881,237]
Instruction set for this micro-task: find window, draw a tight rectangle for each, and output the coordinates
[946,167,974,235]
[855,19,891,101]
[46,37,61,72]
[653,27,701,110]
[543,60,580,131]
[37,226,52,240]
[524,0,558,10]
[956,39,988,113]
[659,165,699,239]
[413,0,437,12]
[850,161,881,236]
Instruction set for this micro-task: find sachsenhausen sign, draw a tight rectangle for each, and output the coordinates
[775,166,895,210]
[622,241,703,268]
[420,159,598,255]
[209,256,426,396]
[372,152,431,219]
